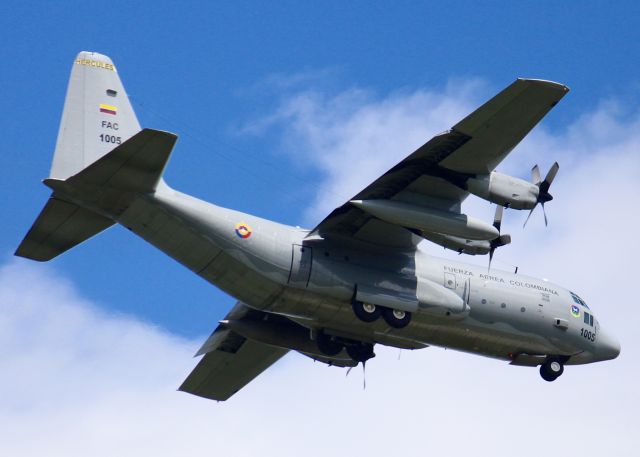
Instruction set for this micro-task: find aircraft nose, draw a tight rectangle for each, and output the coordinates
[595,329,621,361]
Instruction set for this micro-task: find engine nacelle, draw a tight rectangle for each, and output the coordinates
[467,172,538,210]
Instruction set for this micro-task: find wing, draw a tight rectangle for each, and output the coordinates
[179,303,288,401]
[308,78,569,248]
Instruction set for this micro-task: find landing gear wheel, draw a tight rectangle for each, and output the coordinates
[540,358,564,382]
[352,301,382,323]
[346,343,375,363]
[382,308,412,329]
[316,332,343,356]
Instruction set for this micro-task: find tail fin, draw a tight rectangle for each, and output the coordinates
[16,52,177,262]
[50,51,141,180]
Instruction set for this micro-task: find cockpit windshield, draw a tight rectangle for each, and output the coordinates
[570,291,590,309]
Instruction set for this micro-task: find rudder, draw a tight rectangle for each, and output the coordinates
[50,51,141,180]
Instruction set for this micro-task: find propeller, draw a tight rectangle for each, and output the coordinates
[523,162,559,227]
[488,205,511,271]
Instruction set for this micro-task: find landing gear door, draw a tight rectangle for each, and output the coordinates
[289,244,312,287]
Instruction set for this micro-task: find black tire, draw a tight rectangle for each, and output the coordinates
[316,332,343,356]
[352,301,382,323]
[540,358,564,382]
[539,365,557,382]
[382,308,412,329]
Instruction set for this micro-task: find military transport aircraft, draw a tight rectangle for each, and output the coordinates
[16,52,620,401]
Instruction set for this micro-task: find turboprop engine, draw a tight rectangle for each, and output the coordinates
[465,162,560,228]
[466,171,539,209]
[220,317,343,359]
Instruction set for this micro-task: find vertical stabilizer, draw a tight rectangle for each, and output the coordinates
[16,51,154,261]
[50,51,141,180]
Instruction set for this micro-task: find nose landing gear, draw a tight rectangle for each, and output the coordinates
[540,357,564,382]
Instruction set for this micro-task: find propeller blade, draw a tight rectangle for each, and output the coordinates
[362,360,367,390]
[531,164,541,185]
[493,205,504,231]
[523,205,536,228]
[540,162,560,194]
[488,208,509,272]
[525,162,558,228]
[488,248,495,273]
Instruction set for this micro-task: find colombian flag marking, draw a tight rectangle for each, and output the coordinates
[99,103,117,115]
[235,223,252,239]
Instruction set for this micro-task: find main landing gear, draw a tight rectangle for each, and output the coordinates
[539,357,565,382]
[352,300,412,329]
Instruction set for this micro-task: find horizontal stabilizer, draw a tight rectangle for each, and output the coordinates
[15,197,114,261]
[15,129,176,262]
[64,128,177,194]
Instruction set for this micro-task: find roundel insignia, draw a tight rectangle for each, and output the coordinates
[570,305,580,318]
[235,223,252,239]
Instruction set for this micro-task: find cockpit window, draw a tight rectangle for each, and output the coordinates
[570,291,590,309]
[583,311,594,327]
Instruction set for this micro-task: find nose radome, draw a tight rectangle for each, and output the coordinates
[596,329,621,361]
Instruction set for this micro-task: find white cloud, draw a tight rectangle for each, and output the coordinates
[249,79,486,223]
[1,258,637,456]
[3,82,640,456]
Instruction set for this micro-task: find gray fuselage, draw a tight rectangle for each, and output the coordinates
[114,183,619,367]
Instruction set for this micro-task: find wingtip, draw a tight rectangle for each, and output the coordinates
[517,78,570,93]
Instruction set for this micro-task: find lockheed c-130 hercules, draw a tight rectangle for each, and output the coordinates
[16,52,620,401]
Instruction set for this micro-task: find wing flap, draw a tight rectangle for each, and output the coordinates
[307,132,470,247]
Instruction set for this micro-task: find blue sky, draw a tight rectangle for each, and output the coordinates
[2,2,640,455]
[5,1,640,336]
